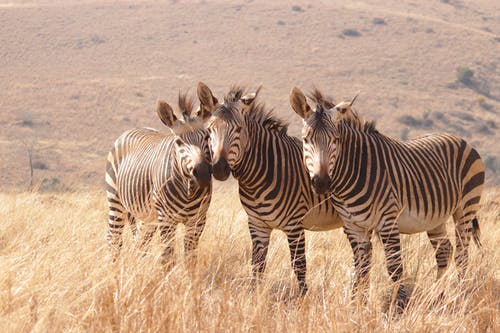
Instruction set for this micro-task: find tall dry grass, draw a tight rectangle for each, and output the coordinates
[0,182,498,332]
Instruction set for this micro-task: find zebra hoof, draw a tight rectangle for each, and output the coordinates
[159,256,175,270]
[298,282,308,297]
[429,290,446,310]
[395,298,408,314]
[383,284,409,315]
[394,285,409,314]
[436,290,446,302]
[106,253,119,264]
[105,248,121,263]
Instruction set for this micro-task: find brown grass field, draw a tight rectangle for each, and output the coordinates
[1,0,499,332]
[0,185,498,332]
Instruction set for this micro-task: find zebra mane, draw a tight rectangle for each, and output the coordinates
[245,101,289,134]
[308,88,335,111]
[178,92,195,121]
[306,89,377,134]
[209,85,246,121]
[224,85,245,104]
[365,120,377,132]
[171,92,206,135]
[210,85,288,134]
[338,114,378,134]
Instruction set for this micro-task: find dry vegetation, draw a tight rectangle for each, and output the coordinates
[0,0,499,331]
[0,183,498,332]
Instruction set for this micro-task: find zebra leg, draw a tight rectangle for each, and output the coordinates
[158,222,176,267]
[427,224,452,280]
[379,222,408,312]
[453,211,473,280]
[248,221,271,285]
[128,212,138,241]
[184,218,205,262]
[106,194,127,261]
[344,227,372,303]
[286,226,308,296]
[138,223,157,252]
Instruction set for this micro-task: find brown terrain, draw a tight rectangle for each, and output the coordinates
[0,2,499,331]
[1,0,499,191]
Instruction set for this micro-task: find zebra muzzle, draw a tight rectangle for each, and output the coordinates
[311,175,329,195]
[193,162,212,189]
[212,158,230,181]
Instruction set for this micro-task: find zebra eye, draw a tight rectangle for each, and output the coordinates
[174,138,184,147]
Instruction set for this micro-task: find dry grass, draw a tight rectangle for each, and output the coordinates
[0,183,498,332]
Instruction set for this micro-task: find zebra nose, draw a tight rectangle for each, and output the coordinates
[193,162,212,189]
[213,158,230,181]
[311,175,329,194]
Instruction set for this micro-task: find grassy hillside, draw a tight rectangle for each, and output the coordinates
[0,185,498,332]
[1,0,499,191]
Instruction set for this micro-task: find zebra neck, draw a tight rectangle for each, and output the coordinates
[166,149,195,193]
[232,125,300,192]
[231,125,272,186]
[329,127,359,197]
[330,126,383,200]
[230,143,252,182]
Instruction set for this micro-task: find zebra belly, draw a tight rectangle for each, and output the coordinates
[302,208,343,231]
[397,210,450,234]
[117,194,152,220]
[134,210,158,223]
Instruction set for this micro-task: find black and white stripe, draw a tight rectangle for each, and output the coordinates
[198,83,343,295]
[291,87,485,310]
[105,94,212,263]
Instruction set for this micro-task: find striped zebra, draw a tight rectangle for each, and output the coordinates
[197,82,343,295]
[105,94,212,263]
[290,87,485,310]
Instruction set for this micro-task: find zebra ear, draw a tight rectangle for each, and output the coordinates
[156,100,178,128]
[290,87,313,120]
[350,92,359,106]
[334,93,359,114]
[197,82,218,119]
[241,85,262,106]
[334,101,350,114]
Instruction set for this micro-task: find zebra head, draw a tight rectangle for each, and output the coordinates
[156,95,212,189]
[332,93,361,125]
[197,82,259,181]
[290,87,339,195]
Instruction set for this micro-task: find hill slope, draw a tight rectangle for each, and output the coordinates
[0,0,499,190]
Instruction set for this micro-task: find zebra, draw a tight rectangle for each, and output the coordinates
[290,87,485,310]
[197,82,343,295]
[105,93,212,264]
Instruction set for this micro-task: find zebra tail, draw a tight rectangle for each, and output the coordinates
[472,217,482,248]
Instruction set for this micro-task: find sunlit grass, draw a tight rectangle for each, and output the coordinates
[0,183,497,332]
